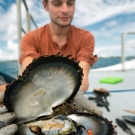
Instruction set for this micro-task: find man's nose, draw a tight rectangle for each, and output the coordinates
[60,3,69,13]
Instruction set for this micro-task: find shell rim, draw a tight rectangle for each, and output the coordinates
[68,112,115,135]
[4,54,83,112]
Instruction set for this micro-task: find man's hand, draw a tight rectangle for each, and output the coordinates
[0,92,18,135]
[73,90,102,115]
[0,124,18,135]
[0,84,7,93]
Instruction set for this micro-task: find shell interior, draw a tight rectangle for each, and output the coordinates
[4,55,83,124]
[68,113,114,135]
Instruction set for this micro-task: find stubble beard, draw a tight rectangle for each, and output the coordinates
[51,17,73,27]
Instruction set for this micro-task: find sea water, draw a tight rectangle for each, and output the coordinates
[0,57,134,78]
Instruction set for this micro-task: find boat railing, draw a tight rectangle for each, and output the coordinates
[121,32,135,71]
[16,0,38,73]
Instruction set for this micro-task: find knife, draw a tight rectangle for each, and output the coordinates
[116,119,135,135]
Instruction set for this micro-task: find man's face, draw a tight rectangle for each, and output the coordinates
[44,0,75,27]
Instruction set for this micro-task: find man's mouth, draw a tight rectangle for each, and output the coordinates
[60,17,70,21]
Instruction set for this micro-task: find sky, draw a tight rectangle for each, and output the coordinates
[0,0,135,61]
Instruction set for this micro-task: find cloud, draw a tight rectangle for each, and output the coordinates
[94,45,121,57]
[0,0,48,41]
[92,20,135,38]
[126,39,135,46]
[1,0,135,41]
[74,0,135,26]
[0,0,135,61]
[105,20,117,27]
[0,49,7,60]
[0,1,37,41]
[94,39,135,57]
[0,0,4,4]
[7,40,18,52]
[26,0,50,28]
[0,3,18,41]
[0,40,18,61]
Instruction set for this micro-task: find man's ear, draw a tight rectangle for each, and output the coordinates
[42,0,49,11]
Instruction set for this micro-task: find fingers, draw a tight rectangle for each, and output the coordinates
[0,124,18,135]
[0,92,4,104]
[0,113,16,125]
[74,90,102,115]
[82,97,103,115]
[0,92,18,135]
[0,92,7,114]
[0,106,7,113]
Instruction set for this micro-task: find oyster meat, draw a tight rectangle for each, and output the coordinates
[18,114,77,135]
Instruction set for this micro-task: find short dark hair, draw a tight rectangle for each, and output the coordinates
[44,0,48,3]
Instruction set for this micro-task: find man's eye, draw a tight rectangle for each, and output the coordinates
[53,2,61,6]
[67,2,74,6]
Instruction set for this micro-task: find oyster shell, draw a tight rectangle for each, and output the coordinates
[68,113,114,135]
[4,55,83,124]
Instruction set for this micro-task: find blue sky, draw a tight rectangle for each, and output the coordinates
[0,0,135,60]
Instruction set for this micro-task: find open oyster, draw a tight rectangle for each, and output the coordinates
[18,114,77,135]
[4,55,116,135]
[4,55,83,123]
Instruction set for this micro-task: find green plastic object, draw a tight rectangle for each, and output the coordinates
[99,77,123,84]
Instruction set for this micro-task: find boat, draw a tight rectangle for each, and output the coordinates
[85,59,135,135]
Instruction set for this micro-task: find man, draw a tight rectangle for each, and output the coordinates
[0,0,101,134]
[20,0,97,93]
[0,0,97,93]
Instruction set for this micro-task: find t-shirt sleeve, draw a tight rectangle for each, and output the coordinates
[77,31,98,66]
[19,33,40,64]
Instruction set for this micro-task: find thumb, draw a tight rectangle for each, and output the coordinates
[74,90,102,115]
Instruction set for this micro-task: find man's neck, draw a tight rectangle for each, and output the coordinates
[49,22,70,37]
[49,22,70,48]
